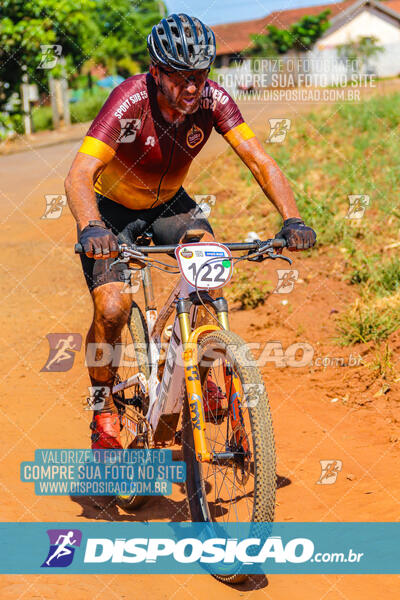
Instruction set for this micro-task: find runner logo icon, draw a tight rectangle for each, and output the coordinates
[117,119,141,143]
[41,333,82,372]
[316,460,342,485]
[274,269,299,294]
[85,386,110,411]
[41,529,82,568]
[41,194,67,219]
[267,118,291,143]
[346,195,370,219]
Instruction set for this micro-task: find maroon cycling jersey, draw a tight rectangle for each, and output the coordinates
[78,73,254,209]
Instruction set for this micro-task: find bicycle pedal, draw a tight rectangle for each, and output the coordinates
[127,395,143,409]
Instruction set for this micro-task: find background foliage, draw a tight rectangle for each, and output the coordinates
[249,9,331,56]
[0,0,164,109]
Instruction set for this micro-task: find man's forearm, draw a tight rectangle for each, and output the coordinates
[254,155,300,220]
[64,154,105,230]
[232,137,301,221]
[65,172,101,230]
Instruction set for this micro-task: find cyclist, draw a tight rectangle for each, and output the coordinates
[65,13,316,450]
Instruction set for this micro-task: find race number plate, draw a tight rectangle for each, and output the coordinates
[175,242,233,290]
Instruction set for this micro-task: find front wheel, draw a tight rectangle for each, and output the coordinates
[182,330,276,583]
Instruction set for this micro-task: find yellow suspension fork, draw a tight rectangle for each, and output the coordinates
[223,365,249,453]
[177,297,227,463]
[208,297,249,452]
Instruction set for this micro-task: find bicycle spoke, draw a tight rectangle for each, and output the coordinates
[197,353,257,523]
[184,329,276,527]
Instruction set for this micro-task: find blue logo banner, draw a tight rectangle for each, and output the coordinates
[0,522,399,574]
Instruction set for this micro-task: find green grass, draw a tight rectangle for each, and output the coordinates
[348,253,400,295]
[226,272,272,310]
[70,89,110,124]
[371,342,394,380]
[197,92,399,342]
[336,302,400,345]
[32,89,110,131]
[32,106,53,131]
[266,93,400,248]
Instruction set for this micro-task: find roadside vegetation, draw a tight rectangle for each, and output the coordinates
[32,88,110,131]
[191,92,400,344]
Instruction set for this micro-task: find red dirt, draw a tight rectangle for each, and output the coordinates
[0,96,400,598]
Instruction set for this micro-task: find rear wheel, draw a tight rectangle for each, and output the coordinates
[182,330,276,583]
[114,301,151,511]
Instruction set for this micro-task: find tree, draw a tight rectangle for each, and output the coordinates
[0,0,99,103]
[0,0,165,109]
[92,0,163,75]
[249,9,331,56]
[290,10,331,52]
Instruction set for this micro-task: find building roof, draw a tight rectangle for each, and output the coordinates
[320,0,400,40]
[212,0,400,56]
[386,0,400,13]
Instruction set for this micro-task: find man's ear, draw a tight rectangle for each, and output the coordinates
[149,63,160,84]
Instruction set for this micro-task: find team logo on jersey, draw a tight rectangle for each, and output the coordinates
[186,124,204,148]
[145,136,155,147]
[118,119,141,143]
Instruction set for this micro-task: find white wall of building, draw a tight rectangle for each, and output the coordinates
[215,7,400,89]
[318,9,400,48]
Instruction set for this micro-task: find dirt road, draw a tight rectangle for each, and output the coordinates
[0,91,400,599]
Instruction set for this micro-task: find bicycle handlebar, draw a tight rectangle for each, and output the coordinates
[74,238,287,255]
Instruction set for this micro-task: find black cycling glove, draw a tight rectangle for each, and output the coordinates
[276,217,316,251]
[79,221,119,258]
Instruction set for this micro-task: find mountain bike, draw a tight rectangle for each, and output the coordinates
[75,232,292,582]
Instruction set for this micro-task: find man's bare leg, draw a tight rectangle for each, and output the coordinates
[87,282,133,414]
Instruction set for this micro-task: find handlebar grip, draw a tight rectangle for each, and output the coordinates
[74,242,134,254]
[271,238,287,248]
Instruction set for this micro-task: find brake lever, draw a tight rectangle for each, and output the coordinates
[269,251,293,265]
[248,241,293,265]
[108,245,146,271]
[250,249,292,265]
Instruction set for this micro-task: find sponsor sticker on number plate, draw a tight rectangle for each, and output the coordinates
[175,243,233,290]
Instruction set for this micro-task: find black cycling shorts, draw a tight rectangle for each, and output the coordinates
[79,188,213,291]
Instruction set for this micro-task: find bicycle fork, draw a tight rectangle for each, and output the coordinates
[177,297,246,463]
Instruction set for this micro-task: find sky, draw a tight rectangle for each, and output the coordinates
[165,0,342,25]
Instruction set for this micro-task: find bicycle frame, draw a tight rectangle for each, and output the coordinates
[97,236,289,464]
[115,263,235,463]
[150,265,230,456]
